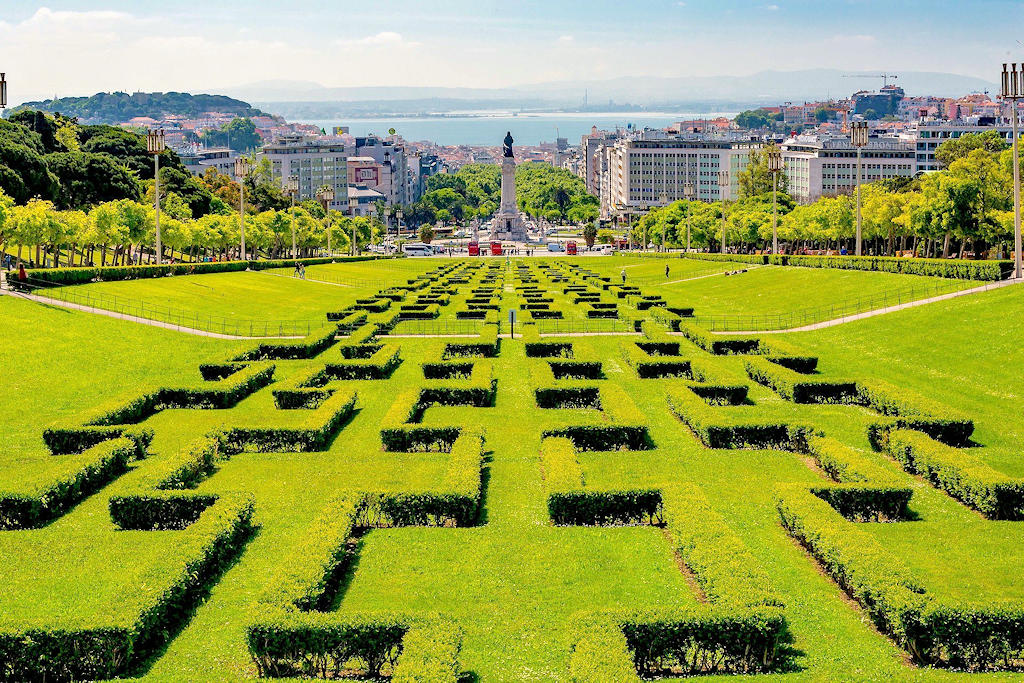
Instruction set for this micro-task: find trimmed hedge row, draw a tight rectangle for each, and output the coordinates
[858,379,974,448]
[776,485,1024,669]
[0,438,136,529]
[678,323,760,355]
[885,429,1024,520]
[0,495,254,682]
[226,387,357,453]
[442,325,499,358]
[667,386,816,451]
[540,437,661,525]
[10,256,383,288]
[567,619,643,682]
[232,326,338,361]
[620,342,689,379]
[807,435,912,522]
[768,254,1011,281]
[743,356,858,404]
[541,384,650,451]
[379,389,461,452]
[662,484,783,609]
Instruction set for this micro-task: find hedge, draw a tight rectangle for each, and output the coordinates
[857,379,974,448]
[620,342,689,379]
[662,484,783,609]
[540,437,661,525]
[678,322,760,355]
[768,254,1011,281]
[391,622,464,683]
[442,326,498,358]
[684,253,768,265]
[0,495,254,682]
[226,387,357,453]
[232,326,338,361]
[379,389,461,452]
[0,438,136,529]
[743,356,858,404]
[667,386,816,451]
[567,619,643,682]
[884,429,1024,520]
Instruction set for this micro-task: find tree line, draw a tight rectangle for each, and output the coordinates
[631,132,1022,258]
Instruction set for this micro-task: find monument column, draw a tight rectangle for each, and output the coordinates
[490,131,528,241]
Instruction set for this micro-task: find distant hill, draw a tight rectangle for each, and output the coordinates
[5,91,269,124]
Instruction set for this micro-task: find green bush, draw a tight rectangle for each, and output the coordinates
[885,429,1024,520]
[857,379,974,447]
[0,438,136,529]
[620,342,689,379]
[391,622,464,683]
[678,323,760,355]
[769,254,1010,281]
[684,253,768,265]
[743,356,858,404]
[0,495,253,681]
[567,619,642,682]
[667,386,816,450]
[232,327,338,361]
[226,387,357,453]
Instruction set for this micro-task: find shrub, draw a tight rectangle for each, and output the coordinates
[667,386,816,450]
[678,323,760,355]
[567,619,642,682]
[109,491,219,530]
[232,327,337,361]
[769,254,1010,281]
[743,356,858,404]
[857,379,974,447]
[0,495,254,681]
[620,342,689,379]
[884,429,1024,520]
[226,387,357,453]
[391,622,464,683]
[0,438,136,529]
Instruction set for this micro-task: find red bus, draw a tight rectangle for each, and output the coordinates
[468,241,480,256]
[490,241,503,256]
[566,241,577,255]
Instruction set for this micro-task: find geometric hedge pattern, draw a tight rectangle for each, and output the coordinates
[1,258,1021,681]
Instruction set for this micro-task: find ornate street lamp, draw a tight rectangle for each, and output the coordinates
[316,186,335,255]
[660,191,669,251]
[349,197,359,255]
[235,157,250,261]
[765,145,783,254]
[683,181,695,253]
[0,73,7,110]
[851,121,869,256]
[285,175,299,259]
[718,169,730,254]
[1001,63,1023,279]
[396,209,404,238]
[146,129,166,264]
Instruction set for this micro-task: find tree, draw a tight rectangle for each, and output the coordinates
[419,224,436,244]
[737,145,789,199]
[935,130,1009,168]
[583,222,598,247]
[814,107,834,123]
[45,151,142,209]
[735,109,773,129]
[201,117,261,152]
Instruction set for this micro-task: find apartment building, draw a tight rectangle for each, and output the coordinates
[781,135,916,203]
[597,132,761,218]
[260,135,348,210]
[903,117,1013,172]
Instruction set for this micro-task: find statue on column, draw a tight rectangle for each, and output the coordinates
[502,131,514,158]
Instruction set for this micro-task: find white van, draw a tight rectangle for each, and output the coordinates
[402,243,433,257]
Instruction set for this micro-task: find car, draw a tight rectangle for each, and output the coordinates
[546,242,563,252]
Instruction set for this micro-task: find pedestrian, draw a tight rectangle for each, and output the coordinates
[17,263,27,288]
[620,268,626,283]
[665,264,670,279]
[293,262,300,278]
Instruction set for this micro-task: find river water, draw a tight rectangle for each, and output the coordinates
[294,111,737,146]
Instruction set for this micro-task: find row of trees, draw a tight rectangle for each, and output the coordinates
[629,133,1022,258]
[400,162,600,226]
[0,191,383,269]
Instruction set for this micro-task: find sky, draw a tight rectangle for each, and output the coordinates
[1,0,1022,104]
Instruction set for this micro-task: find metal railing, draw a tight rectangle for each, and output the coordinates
[23,278,328,337]
[693,279,976,332]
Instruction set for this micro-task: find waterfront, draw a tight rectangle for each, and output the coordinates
[294,111,737,146]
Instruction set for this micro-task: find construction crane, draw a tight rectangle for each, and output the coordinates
[842,73,899,88]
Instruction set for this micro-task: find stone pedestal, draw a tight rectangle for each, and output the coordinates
[490,156,528,241]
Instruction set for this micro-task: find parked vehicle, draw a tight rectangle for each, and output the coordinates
[402,243,433,257]
[490,241,503,256]
[468,242,480,256]
[566,241,577,255]
[546,242,563,252]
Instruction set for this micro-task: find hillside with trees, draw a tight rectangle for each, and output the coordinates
[5,91,268,124]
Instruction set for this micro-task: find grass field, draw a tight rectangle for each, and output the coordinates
[1,257,1022,681]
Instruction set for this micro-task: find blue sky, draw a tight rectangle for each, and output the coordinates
[1,1,1020,103]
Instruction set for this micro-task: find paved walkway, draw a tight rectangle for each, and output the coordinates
[259,271,355,288]
[713,278,1021,335]
[0,288,302,340]
[659,264,765,286]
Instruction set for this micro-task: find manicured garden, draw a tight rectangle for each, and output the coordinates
[1,256,1023,681]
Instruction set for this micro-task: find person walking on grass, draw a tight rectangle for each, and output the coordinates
[620,268,626,284]
[665,264,670,279]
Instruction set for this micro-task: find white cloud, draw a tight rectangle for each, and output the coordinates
[558,35,574,42]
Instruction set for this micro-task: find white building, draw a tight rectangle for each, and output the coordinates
[902,117,1013,172]
[597,132,761,218]
[781,135,916,204]
[260,135,348,211]
[180,147,239,180]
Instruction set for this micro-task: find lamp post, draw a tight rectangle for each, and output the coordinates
[235,157,250,261]
[660,191,669,251]
[285,175,299,259]
[1001,63,1023,279]
[640,202,648,251]
[317,186,335,256]
[396,209,404,239]
[349,198,359,255]
[146,129,166,264]
[0,73,7,111]
[765,145,783,254]
[683,182,694,253]
[718,169,729,254]
[851,121,869,256]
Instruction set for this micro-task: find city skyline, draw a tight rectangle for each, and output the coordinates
[2,0,1022,105]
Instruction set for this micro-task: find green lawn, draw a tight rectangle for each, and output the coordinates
[1,263,1022,681]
